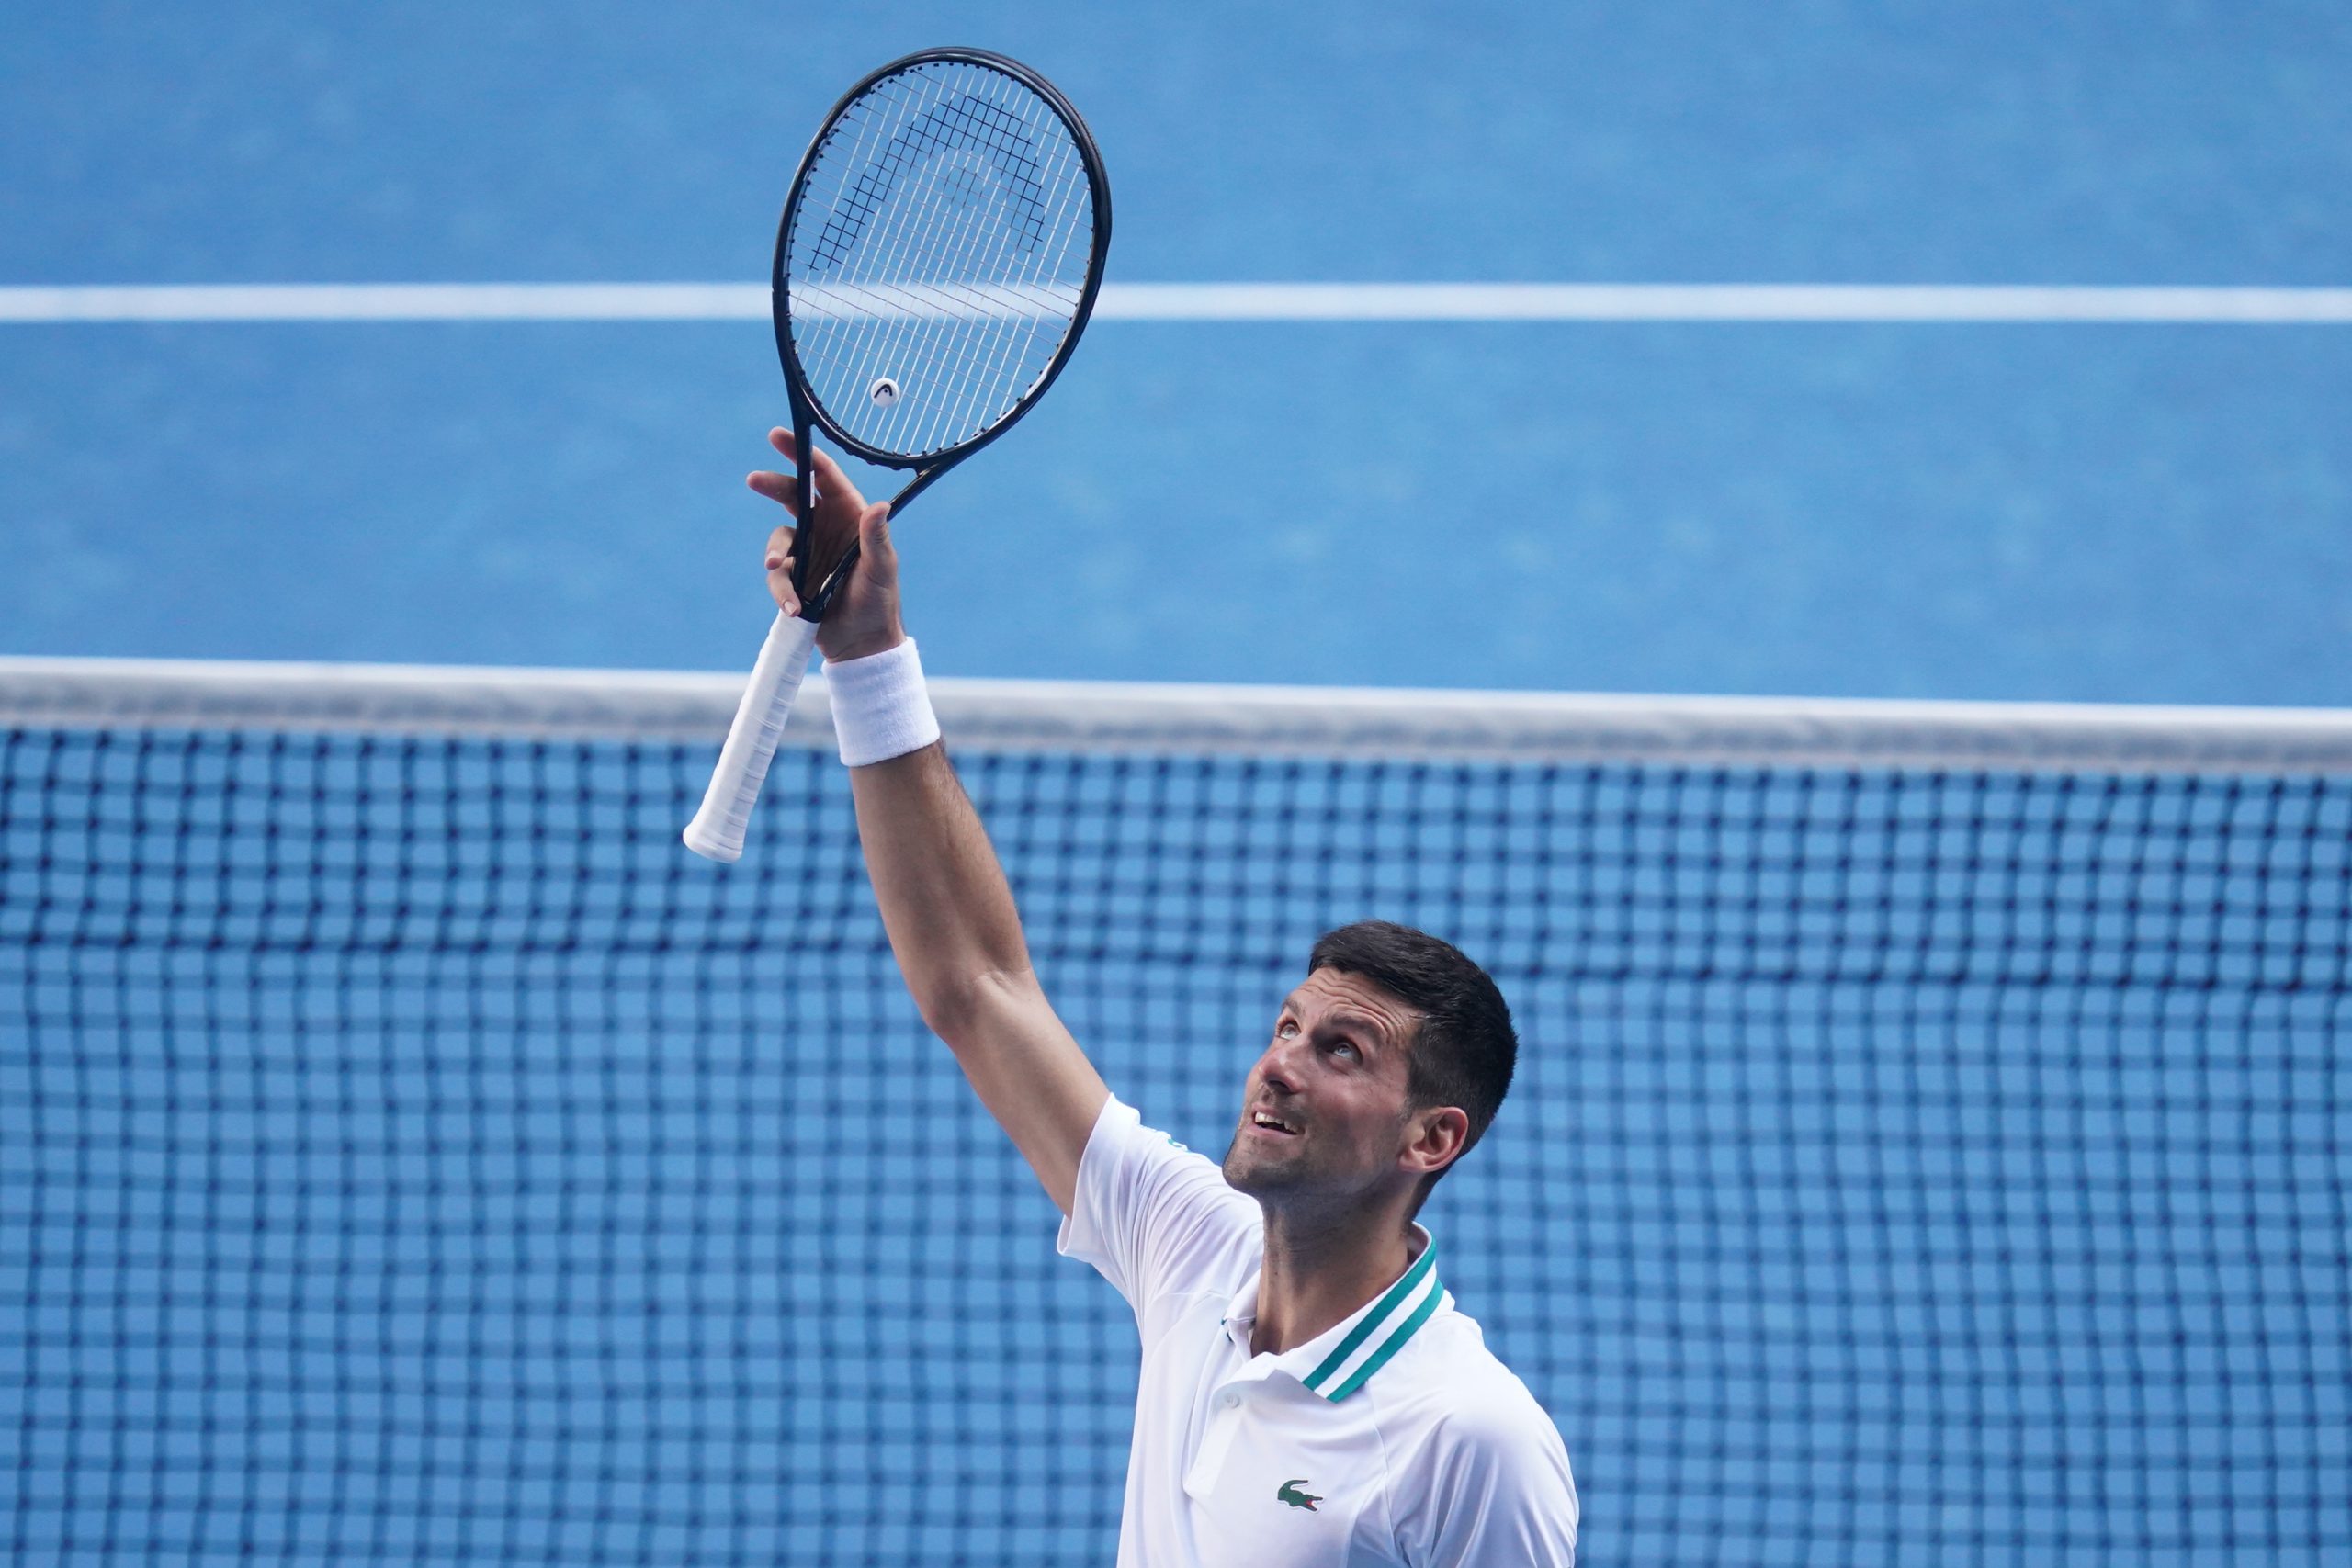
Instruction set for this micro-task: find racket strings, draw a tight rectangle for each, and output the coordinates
[786,59,1097,459]
[801,62,1083,448]
[811,96,1046,273]
[903,92,1095,457]
[836,79,1041,422]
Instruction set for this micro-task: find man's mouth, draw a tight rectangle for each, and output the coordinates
[1250,1111,1300,1137]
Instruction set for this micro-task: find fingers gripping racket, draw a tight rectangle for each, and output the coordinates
[684,48,1112,862]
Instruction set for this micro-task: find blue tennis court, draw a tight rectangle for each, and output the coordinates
[5,2,2349,701]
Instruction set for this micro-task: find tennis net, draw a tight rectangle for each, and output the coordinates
[4,658,2347,1565]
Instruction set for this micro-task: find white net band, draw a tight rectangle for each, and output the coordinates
[5,657,2350,776]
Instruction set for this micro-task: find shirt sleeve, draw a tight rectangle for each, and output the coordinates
[1056,1095,1259,1322]
[1395,1381,1580,1567]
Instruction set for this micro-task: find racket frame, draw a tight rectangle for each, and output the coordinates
[684,47,1111,863]
[772,45,1114,618]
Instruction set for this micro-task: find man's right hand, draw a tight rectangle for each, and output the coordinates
[747,427,906,664]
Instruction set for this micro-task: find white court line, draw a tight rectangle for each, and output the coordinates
[1116,282,2352,322]
[3,281,2352,324]
[0,283,768,321]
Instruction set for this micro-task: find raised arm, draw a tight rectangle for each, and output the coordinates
[750,430,1109,1214]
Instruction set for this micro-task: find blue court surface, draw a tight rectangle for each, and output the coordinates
[4,2,2349,703]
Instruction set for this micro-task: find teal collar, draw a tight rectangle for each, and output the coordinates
[1224,1228,1447,1403]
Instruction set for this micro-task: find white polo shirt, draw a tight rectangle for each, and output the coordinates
[1057,1095,1578,1567]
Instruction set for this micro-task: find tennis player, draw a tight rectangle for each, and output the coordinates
[752,432,1579,1566]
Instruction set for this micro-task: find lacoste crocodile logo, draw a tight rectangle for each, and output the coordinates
[1277,1479,1323,1512]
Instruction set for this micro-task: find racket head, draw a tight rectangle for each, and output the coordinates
[771,48,1112,473]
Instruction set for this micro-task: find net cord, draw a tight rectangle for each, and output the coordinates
[6,656,2352,774]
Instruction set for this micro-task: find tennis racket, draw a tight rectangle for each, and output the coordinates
[684,47,1112,863]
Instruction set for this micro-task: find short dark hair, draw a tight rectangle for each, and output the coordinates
[1306,920,1517,1209]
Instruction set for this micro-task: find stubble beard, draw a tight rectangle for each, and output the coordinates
[1222,1133,1313,1198]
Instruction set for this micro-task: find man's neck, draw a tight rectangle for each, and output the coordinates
[1249,1201,1419,1358]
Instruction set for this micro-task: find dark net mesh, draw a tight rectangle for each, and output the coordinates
[3,724,2347,1564]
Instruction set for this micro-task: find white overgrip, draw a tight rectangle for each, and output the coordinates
[682,611,820,863]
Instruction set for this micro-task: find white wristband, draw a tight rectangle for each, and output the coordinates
[824,637,942,767]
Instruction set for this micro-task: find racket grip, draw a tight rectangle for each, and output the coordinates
[683,610,820,863]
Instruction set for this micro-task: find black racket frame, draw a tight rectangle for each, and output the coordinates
[771,46,1113,619]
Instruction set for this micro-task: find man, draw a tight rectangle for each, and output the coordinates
[749,429,1578,1566]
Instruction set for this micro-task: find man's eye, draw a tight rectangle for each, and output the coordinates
[1331,1041,1359,1060]
[1277,1021,1299,1038]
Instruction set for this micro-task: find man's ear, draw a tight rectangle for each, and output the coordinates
[1403,1105,1471,1177]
